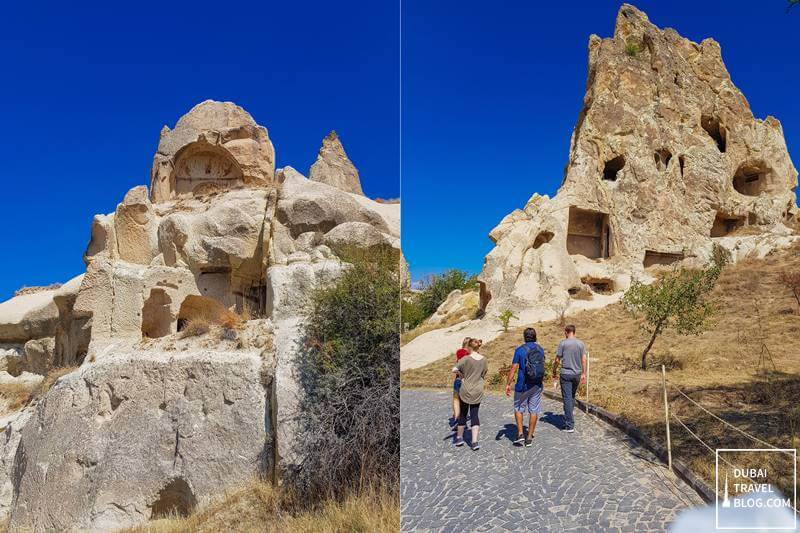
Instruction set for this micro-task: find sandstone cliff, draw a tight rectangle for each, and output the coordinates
[0,100,400,531]
[478,4,798,317]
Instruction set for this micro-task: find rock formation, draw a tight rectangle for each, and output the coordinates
[0,100,399,531]
[478,4,798,317]
[309,131,365,195]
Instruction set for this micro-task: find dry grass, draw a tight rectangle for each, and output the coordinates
[120,480,398,533]
[179,318,211,339]
[0,382,34,414]
[402,241,800,496]
[219,307,250,331]
[0,366,78,418]
[13,283,61,297]
[29,366,79,403]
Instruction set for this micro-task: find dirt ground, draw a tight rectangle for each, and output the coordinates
[402,241,800,498]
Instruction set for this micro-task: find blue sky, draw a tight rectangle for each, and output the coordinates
[0,0,399,300]
[402,0,800,283]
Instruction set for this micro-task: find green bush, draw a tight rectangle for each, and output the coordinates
[417,269,473,317]
[401,299,427,331]
[294,249,400,498]
[498,309,518,332]
[625,40,641,57]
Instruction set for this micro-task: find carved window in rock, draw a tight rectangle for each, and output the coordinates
[566,207,612,260]
[141,289,173,338]
[173,144,244,197]
[643,251,684,268]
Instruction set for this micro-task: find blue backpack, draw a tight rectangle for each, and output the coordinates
[523,343,546,386]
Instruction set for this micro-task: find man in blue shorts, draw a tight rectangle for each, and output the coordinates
[505,327,545,447]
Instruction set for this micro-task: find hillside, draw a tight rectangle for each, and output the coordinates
[402,240,800,497]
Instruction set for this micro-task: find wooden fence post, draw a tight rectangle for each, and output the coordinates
[662,364,672,471]
[585,353,590,413]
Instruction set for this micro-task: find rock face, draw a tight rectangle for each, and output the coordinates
[149,100,275,203]
[309,131,365,195]
[479,4,798,316]
[425,289,478,326]
[9,351,267,532]
[0,100,400,530]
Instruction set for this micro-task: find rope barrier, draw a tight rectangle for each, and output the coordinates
[666,379,795,457]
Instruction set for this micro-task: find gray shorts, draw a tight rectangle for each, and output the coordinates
[513,385,542,414]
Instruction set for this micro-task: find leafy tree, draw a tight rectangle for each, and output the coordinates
[498,309,518,332]
[623,247,727,370]
[401,299,427,331]
[416,269,472,317]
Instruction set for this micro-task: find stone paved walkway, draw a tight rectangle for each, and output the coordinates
[401,390,705,532]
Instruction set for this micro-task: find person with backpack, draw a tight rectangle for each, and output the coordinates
[551,324,587,433]
[505,327,545,447]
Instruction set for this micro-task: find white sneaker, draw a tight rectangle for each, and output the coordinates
[564,428,575,433]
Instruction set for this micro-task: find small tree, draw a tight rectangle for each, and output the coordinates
[549,299,569,327]
[498,309,518,332]
[623,247,727,370]
[778,270,800,313]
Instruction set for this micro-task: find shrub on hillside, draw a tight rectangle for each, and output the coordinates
[778,270,800,313]
[401,299,427,331]
[293,249,400,498]
[623,246,727,370]
[403,269,477,330]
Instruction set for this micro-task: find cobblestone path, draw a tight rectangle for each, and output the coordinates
[401,390,705,532]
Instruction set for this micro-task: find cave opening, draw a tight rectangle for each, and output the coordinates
[643,251,684,268]
[733,161,772,197]
[150,478,197,519]
[654,148,672,171]
[581,277,615,294]
[141,289,172,339]
[533,231,554,249]
[566,207,611,260]
[701,115,726,153]
[710,213,745,237]
[602,155,626,181]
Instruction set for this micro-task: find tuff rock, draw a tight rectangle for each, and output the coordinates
[309,131,365,195]
[478,4,798,317]
[0,100,400,530]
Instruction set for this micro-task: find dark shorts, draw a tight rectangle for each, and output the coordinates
[453,377,462,392]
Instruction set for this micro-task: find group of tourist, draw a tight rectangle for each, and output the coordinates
[450,325,587,450]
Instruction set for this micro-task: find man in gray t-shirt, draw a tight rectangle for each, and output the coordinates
[551,324,587,432]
